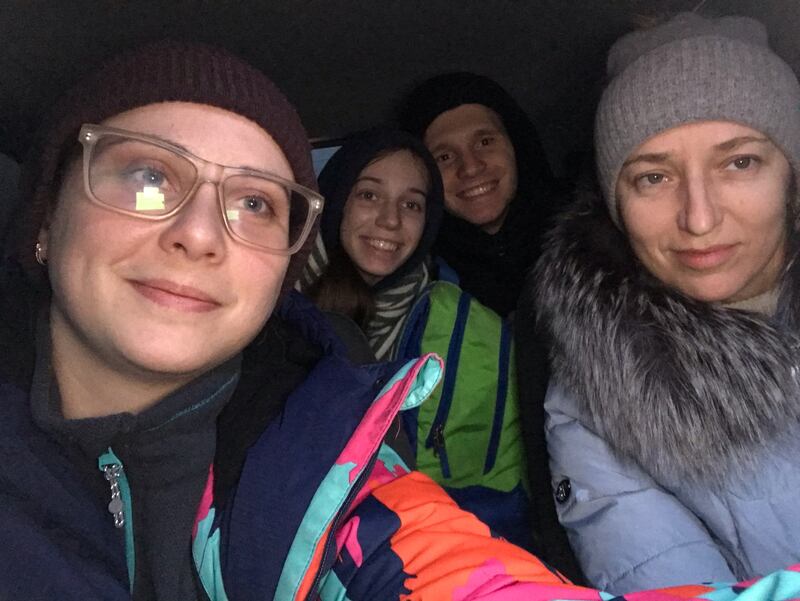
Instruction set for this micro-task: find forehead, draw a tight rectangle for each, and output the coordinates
[101,101,294,179]
[424,103,506,147]
[360,150,428,184]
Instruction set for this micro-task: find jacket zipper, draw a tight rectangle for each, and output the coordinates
[484,318,512,474]
[304,453,378,601]
[424,291,471,479]
[98,448,136,593]
[431,424,446,460]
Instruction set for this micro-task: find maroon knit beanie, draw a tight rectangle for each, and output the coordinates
[12,40,318,295]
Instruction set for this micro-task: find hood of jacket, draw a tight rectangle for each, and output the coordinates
[531,185,800,486]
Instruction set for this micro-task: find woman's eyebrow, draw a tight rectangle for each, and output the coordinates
[355,176,383,184]
[354,176,426,197]
[622,137,772,169]
[714,135,770,152]
[622,151,670,168]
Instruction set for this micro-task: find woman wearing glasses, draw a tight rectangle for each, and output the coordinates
[0,42,565,600]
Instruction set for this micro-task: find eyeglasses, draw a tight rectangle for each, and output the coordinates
[77,124,323,255]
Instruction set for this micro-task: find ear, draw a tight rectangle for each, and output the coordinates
[37,227,49,253]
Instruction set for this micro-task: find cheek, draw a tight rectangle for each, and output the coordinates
[49,203,155,279]
[406,216,426,248]
[47,192,113,274]
[755,186,789,229]
[339,206,355,237]
[339,210,357,252]
[339,202,374,247]
[728,174,789,246]
[620,201,671,259]
[229,254,289,327]
[620,198,648,241]
[502,146,518,180]
[747,201,788,259]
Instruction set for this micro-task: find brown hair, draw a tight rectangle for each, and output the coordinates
[307,245,375,328]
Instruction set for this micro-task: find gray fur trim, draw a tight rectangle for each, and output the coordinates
[533,186,800,486]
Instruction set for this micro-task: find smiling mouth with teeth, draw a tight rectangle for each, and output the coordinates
[458,181,499,199]
[364,237,400,252]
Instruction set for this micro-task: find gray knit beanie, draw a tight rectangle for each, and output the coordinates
[595,12,800,226]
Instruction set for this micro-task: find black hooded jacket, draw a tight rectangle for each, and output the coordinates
[397,71,564,317]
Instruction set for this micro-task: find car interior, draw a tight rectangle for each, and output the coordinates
[2,1,796,182]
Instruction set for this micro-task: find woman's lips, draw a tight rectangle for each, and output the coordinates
[674,244,738,270]
[362,236,401,252]
[130,279,221,313]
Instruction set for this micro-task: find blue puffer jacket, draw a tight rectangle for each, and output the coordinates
[532,192,800,594]
[545,383,800,593]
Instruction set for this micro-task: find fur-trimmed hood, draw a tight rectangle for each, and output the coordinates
[532,185,800,486]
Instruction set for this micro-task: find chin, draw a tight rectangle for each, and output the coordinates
[675,279,745,304]
[128,351,220,378]
[116,333,237,378]
[359,260,399,282]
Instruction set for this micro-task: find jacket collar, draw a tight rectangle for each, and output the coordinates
[29,308,240,461]
[534,186,800,485]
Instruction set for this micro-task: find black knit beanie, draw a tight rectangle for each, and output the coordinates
[396,72,555,196]
[11,40,317,294]
[317,128,444,291]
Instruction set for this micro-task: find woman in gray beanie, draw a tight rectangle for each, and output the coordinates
[526,11,800,593]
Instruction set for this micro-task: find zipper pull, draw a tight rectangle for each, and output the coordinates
[98,449,135,592]
[103,463,126,529]
[432,424,446,457]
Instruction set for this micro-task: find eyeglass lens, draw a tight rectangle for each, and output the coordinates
[87,134,310,251]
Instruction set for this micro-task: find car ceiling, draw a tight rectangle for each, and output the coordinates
[1,0,798,175]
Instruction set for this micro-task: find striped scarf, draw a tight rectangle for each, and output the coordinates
[299,233,430,361]
[297,233,328,292]
[365,262,430,361]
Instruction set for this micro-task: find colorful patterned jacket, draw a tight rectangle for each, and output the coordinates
[0,285,565,600]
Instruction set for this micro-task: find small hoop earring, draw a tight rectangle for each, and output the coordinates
[35,242,47,266]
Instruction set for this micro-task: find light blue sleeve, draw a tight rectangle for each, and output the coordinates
[544,383,736,594]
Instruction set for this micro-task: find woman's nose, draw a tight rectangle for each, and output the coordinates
[375,199,401,229]
[677,174,722,236]
[158,181,228,261]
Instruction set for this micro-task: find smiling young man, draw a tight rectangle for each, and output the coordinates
[423,103,517,236]
[397,73,583,584]
[398,72,560,318]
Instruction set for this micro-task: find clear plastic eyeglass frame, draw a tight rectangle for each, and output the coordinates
[78,123,324,255]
